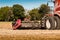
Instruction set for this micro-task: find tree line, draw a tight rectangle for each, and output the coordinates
[0,4,50,21]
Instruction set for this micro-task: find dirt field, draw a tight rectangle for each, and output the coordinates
[0,29,60,40]
[0,22,12,29]
[0,22,60,40]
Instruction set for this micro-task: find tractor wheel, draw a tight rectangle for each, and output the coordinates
[54,16,60,29]
[41,16,55,30]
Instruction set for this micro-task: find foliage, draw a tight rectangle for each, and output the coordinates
[29,8,41,20]
[0,6,13,21]
[39,4,50,17]
[0,4,51,21]
[0,4,25,21]
[13,4,25,20]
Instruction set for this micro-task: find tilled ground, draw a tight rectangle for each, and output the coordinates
[0,29,60,40]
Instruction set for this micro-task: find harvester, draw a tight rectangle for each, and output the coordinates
[13,0,60,30]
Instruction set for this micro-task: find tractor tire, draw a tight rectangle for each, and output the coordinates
[41,16,55,30]
[54,16,60,29]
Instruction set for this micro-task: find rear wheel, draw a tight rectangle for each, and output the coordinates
[54,16,60,29]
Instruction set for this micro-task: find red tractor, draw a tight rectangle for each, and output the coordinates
[41,0,60,30]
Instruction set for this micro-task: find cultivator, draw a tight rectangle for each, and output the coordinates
[12,0,60,30]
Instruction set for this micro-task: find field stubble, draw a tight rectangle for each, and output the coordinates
[0,22,60,40]
[0,29,60,40]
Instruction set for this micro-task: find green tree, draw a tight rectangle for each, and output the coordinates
[39,4,50,17]
[29,8,40,20]
[13,4,25,20]
[0,6,13,21]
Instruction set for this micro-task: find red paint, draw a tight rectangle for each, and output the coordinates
[54,0,60,15]
[13,19,21,30]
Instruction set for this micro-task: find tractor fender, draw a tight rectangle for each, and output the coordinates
[54,13,60,18]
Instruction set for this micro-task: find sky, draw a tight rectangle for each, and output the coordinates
[0,0,54,10]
